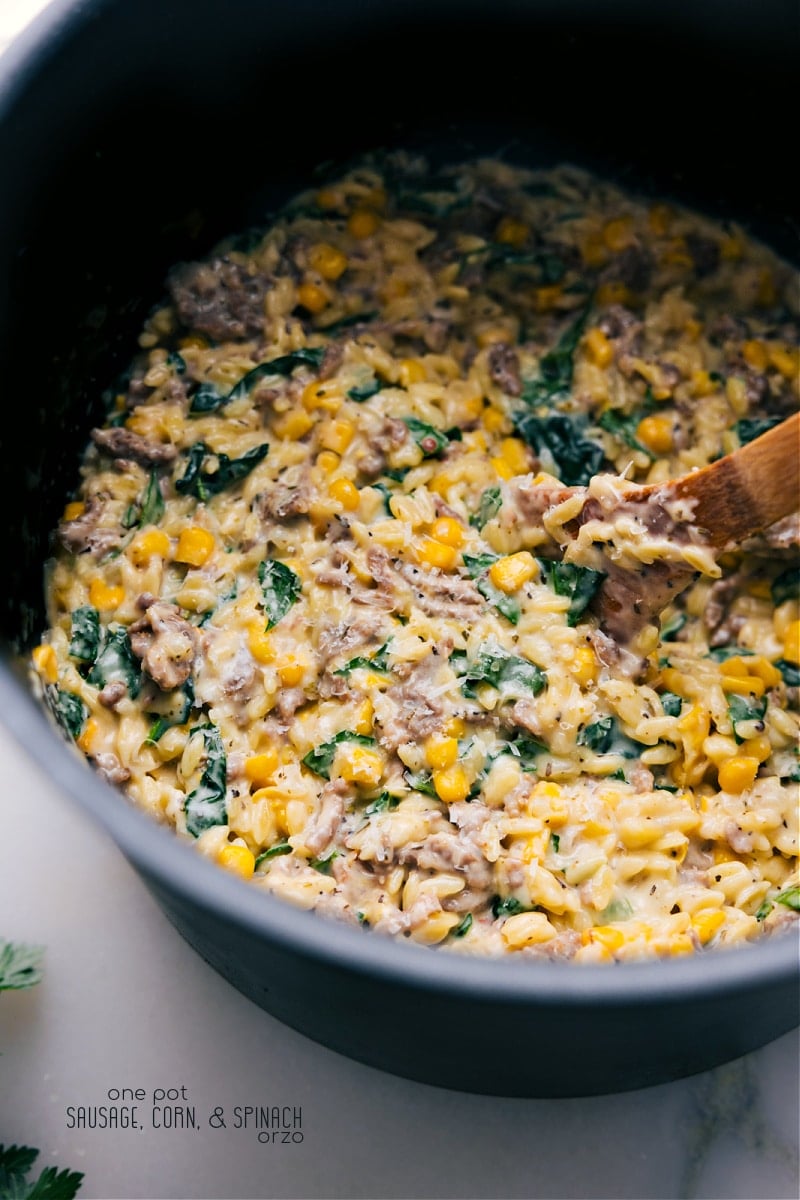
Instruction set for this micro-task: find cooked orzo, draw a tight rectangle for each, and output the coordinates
[30,153,800,962]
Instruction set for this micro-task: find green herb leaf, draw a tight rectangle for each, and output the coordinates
[538,560,606,625]
[347,378,381,403]
[598,896,634,923]
[190,349,326,414]
[735,417,782,445]
[660,611,687,642]
[521,304,592,407]
[496,732,548,772]
[49,688,87,741]
[167,351,186,375]
[302,731,376,779]
[404,769,439,797]
[451,913,473,938]
[470,485,502,530]
[772,566,800,607]
[515,412,605,486]
[777,659,800,687]
[462,552,521,624]
[598,406,655,459]
[335,642,391,676]
[87,626,141,699]
[139,470,165,527]
[661,691,683,717]
[403,417,450,458]
[578,716,641,758]
[183,724,228,837]
[145,680,196,741]
[309,849,339,875]
[727,693,768,743]
[258,559,302,630]
[176,441,269,499]
[254,842,292,868]
[775,885,800,912]
[0,942,45,992]
[364,791,399,818]
[68,607,100,664]
[454,644,547,699]
[491,895,535,919]
[708,644,754,662]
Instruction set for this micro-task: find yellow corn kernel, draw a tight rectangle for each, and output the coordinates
[648,204,673,236]
[63,500,85,521]
[501,911,557,948]
[584,327,613,369]
[315,187,341,211]
[244,751,280,788]
[782,620,800,664]
[278,657,305,687]
[533,285,562,312]
[354,698,374,736]
[731,655,781,688]
[130,529,171,566]
[532,781,561,801]
[499,437,530,475]
[489,551,537,593]
[482,406,507,433]
[719,233,743,260]
[742,734,772,764]
[296,282,328,314]
[273,409,314,440]
[347,208,380,239]
[315,450,340,473]
[433,764,471,804]
[495,216,529,246]
[720,674,766,698]
[596,281,634,307]
[603,215,635,252]
[77,716,99,755]
[668,933,696,957]
[742,339,768,371]
[491,456,514,481]
[398,357,426,386]
[218,843,256,880]
[582,233,607,267]
[425,734,459,770]
[756,269,776,308]
[32,643,58,684]
[443,716,466,738]
[429,516,464,548]
[338,745,383,787]
[692,909,726,945]
[585,925,626,952]
[572,644,598,686]
[418,537,458,570]
[88,579,124,611]
[768,345,798,379]
[318,419,354,455]
[691,370,717,398]
[636,414,674,455]
[328,477,360,511]
[308,242,348,281]
[718,755,759,793]
[477,326,514,348]
[302,380,341,412]
[175,526,215,567]
[248,623,275,664]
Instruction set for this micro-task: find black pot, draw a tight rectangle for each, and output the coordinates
[1,0,797,1098]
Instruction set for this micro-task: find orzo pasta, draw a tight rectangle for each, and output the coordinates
[30,153,800,962]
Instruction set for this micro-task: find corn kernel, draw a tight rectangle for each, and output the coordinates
[586,925,626,952]
[347,208,380,239]
[175,526,215,567]
[89,579,124,611]
[718,755,759,793]
[584,327,613,368]
[425,734,459,770]
[316,450,340,473]
[499,437,530,475]
[77,716,99,755]
[742,734,772,764]
[278,658,305,687]
[398,358,426,386]
[532,781,561,800]
[782,620,800,664]
[596,281,634,307]
[63,500,85,521]
[418,537,458,570]
[433,764,471,803]
[32,643,58,684]
[218,843,256,879]
[354,698,374,736]
[297,282,328,314]
[429,516,464,548]
[729,655,781,688]
[720,674,765,697]
[248,623,275,664]
[482,406,507,433]
[691,370,717,398]
[338,745,383,787]
[130,529,171,566]
[742,339,768,371]
[495,216,529,246]
[492,457,514,481]
[303,380,342,412]
[692,909,726,945]
[477,326,514,348]
[244,751,280,787]
[603,215,635,252]
[318,419,354,455]
[273,409,314,440]
[328,477,360,510]
[572,644,598,686]
[648,204,673,236]
[767,345,798,379]
[443,716,466,738]
[636,414,674,455]
[489,551,538,592]
[308,242,348,281]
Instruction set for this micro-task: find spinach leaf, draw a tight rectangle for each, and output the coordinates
[736,417,782,445]
[772,566,800,607]
[776,885,800,912]
[335,641,391,676]
[87,626,141,699]
[598,406,655,459]
[515,412,605,486]
[496,732,548,771]
[370,481,394,515]
[183,723,228,837]
[139,470,165,527]
[176,441,269,500]
[661,691,683,717]
[520,304,592,407]
[364,791,399,817]
[660,611,687,641]
[470,485,502,530]
[255,842,292,868]
[167,350,186,374]
[578,716,641,758]
[49,687,87,741]
[727,693,767,743]
[318,309,378,335]
[404,769,439,797]
[451,913,473,938]
[145,680,196,742]
[598,895,634,923]
[538,559,606,625]
[69,606,100,664]
[777,659,800,687]
[310,849,339,875]
[403,417,450,458]
[302,731,376,779]
[708,644,754,662]
[190,349,326,414]
[455,644,547,699]
[347,378,381,403]
[491,895,535,919]
[462,552,520,624]
[258,559,302,629]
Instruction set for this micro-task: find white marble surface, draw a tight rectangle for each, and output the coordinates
[0,4,798,1199]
